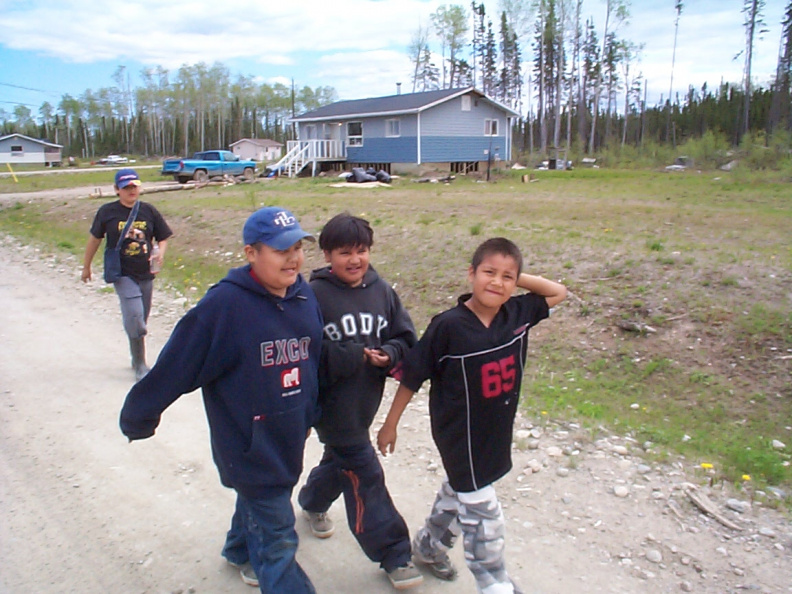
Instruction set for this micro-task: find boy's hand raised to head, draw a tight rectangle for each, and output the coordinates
[377,424,397,456]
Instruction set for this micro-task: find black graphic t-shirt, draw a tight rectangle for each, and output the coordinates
[400,292,549,492]
[90,200,173,282]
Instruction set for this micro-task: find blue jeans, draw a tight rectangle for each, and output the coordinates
[222,490,315,593]
[298,441,411,572]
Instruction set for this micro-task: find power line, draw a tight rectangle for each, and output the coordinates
[0,99,40,107]
[0,81,52,94]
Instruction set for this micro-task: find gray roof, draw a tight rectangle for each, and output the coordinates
[0,133,62,148]
[230,138,283,148]
[291,87,518,122]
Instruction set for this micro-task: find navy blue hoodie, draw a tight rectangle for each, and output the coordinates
[120,265,323,498]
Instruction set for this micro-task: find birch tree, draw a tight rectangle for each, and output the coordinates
[667,1,683,142]
[587,0,630,153]
[741,0,766,136]
[769,0,792,132]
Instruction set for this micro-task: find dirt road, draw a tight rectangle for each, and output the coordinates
[0,236,789,594]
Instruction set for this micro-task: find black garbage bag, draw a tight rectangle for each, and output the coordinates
[351,167,377,183]
[375,170,391,183]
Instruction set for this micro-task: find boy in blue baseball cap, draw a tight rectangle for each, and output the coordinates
[82,168,172,380]
[120,207,323,592]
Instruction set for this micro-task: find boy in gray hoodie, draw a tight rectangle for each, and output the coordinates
[297,213,422,590]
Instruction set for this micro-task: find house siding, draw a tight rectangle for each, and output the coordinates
[420,136,507,163]
[421,97,507,137]
[347,137,417,163]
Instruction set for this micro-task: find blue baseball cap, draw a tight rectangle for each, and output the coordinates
[243,207,314,250]
[114,168,141,189]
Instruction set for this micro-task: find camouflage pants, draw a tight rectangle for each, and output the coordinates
[413,480,516,594]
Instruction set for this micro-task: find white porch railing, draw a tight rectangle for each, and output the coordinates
[271,140,345,178]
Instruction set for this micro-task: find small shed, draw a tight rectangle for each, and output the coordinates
[230,138,283,162]
[0,133,63,166]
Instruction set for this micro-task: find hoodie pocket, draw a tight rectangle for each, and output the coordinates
[242,405,307,482]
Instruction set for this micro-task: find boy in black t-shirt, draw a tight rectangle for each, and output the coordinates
[81,169,173,381]
[377,237,567,593]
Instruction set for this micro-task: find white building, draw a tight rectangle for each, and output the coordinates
[230,138,283,162]
[0,133,63,166]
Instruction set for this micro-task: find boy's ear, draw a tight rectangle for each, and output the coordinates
[323,249,332,263]
[244,244,256,262]
[467,265,475,283]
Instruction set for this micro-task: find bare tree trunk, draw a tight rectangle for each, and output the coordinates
[667,2,683,142]
[742,0,764,135]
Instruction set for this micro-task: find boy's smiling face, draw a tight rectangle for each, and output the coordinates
[325,244,370,287]
[467,252,519,312]
[245,240,305,297]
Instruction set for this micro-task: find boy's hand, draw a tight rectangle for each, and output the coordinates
[364,348,391,368]
[377,424,397,456]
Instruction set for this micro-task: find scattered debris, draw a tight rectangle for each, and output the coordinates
[414,175,455,184]
[685,485,742,531]
[665,156,691,171]
[616,320,657,334]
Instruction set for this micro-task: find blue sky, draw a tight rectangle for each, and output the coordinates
[0,0,787,117]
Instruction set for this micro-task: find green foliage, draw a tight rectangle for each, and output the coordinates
[677,131,731,169]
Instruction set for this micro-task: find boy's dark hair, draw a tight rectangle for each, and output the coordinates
[319,213,374,251]
[471,237,523,275]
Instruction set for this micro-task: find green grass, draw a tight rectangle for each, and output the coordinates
[1,167,791,495]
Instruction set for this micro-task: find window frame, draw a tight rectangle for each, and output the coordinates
[10,145,23,156]
[461,96,472,111]
[347,121,363,146]
[484,119,499,136]
[385,118,400,138]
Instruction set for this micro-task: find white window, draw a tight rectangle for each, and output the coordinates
[484,119,498,136]
[461,96,471,111]
[11,145,23,156]
[347,121,363,146]
[305,124,317,140]
[386,118,400,137]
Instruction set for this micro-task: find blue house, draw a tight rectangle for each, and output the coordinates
[282,87,518,177]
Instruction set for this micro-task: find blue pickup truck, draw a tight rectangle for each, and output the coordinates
[161,150,257,183]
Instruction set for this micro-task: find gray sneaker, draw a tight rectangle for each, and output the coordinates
[303,510,335,538]
[412,548,458,581]
[227,561,258,587]
[386,562,424,590]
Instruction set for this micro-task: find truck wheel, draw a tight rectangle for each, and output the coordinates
[243,167,255,180]
[176,175,189,184]
[193,170,209,183]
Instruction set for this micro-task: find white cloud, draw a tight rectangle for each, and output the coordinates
[0,0,787,107]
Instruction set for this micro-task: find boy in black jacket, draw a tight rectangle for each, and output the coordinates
[297,213,422,590]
